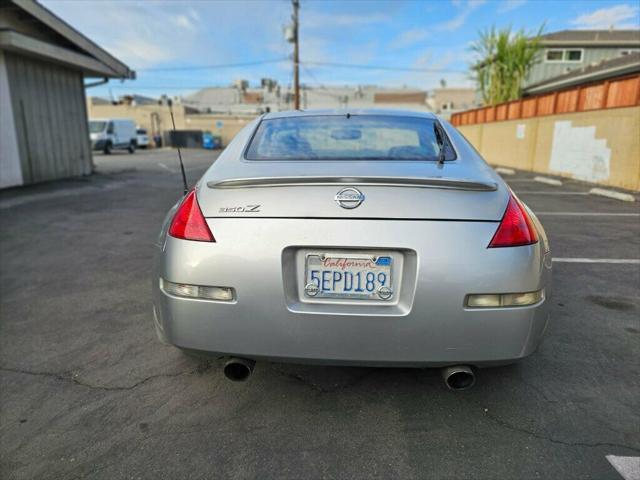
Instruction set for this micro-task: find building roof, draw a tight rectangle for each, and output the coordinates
[524,52,640,95]
[183,85,433,114]
[539,29,640,47]
[0,0,134,79]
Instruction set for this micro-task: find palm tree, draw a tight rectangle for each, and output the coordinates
[471,26,544,105]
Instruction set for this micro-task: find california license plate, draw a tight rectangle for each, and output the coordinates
[304,254,393,300]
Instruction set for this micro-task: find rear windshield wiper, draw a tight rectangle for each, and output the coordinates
[434,122,448,165]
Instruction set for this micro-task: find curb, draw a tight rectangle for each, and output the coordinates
[534,176,562,186]
[589,188,636,202]
[495,167,516,175]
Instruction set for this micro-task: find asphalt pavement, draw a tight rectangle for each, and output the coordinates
[1,149,638,480]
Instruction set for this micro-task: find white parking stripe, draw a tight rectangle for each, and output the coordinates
[606,455,640,480]
[536,212,640,217]
[553,258,640,264]
[590,188,636,203]
[158,163,176,173]
[534,176,563,186]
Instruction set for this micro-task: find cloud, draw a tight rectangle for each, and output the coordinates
[389,28,430,50]
[41,1,207,68]
[437,0,486,32]
[497,0,527,14]
[109,39,176,66]
[174,7,201,30]
[570,4,640,29]
[303,11,389,29]
[374,46,472,90]
[300,36,331,63]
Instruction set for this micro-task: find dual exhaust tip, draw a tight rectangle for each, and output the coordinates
[223,358,476,390]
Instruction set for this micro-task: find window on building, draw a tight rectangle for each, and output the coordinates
[565,50,582,61]
[620,49,640,56]
[545,49,583,63]
[546,50,563,61]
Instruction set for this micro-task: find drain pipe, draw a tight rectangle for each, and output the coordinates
[84,77,109,89]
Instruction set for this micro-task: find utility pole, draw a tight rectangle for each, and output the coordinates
[292,0,300,109]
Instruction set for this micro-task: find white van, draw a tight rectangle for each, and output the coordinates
[89,119,137,154]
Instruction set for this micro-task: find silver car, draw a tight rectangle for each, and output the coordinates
[152,110,551,389]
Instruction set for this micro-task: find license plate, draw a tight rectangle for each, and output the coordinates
[304,254,393,300]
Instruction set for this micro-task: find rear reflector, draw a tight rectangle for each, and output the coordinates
[466,290,543,308]
[168,190,215,242]
[161,279,234,301]
[488,194,538,248]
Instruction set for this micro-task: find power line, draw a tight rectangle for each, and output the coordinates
[302,60,466,73]
[133,58,467,74]
[136,58,289,72]
[300,63,344,101]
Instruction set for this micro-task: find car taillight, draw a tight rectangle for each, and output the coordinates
[488,194,538,248]
[168,190,215,242]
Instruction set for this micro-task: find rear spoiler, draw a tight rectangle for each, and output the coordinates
[207,176,498,192]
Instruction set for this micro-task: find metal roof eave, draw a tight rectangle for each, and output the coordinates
[0,30,121,78]
[523,62,640,95]
[10,0,135,79]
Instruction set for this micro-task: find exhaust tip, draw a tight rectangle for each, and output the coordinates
[223,358,255,382]
[442,365,476,391]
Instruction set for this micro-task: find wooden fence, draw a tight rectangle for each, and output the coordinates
[450,74,640,126]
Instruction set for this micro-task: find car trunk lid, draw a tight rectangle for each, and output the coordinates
[198,161,508,221]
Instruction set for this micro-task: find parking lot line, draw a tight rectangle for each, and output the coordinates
[534,176,563,186]
[158,162,176,173]
[553,258,640,264]
[536,212,640,217]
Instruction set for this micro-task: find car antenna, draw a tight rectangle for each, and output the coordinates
[167,98,189,196]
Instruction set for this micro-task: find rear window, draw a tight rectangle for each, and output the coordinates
[245,115,451,161]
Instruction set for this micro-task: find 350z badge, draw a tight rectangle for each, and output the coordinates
[219,205,261,213]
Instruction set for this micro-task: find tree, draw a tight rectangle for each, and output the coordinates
[471,26,544,105]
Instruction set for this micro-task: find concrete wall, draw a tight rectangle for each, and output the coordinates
[87,102,255,147]
[458,106,640,191]
[183,114,254,146]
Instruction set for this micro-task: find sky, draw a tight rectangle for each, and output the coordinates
[42,0,640,99]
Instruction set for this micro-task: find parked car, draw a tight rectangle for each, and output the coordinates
[152,110,551,390]
[89,118,137,154]
[136,128,150,149]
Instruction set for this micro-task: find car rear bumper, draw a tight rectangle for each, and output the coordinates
[152,218,551,367]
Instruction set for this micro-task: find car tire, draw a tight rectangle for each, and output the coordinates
[103,142,112,154]
[128,141,136,154]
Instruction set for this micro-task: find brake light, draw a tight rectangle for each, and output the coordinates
[488,194,538,248]
[168,190,215,242]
